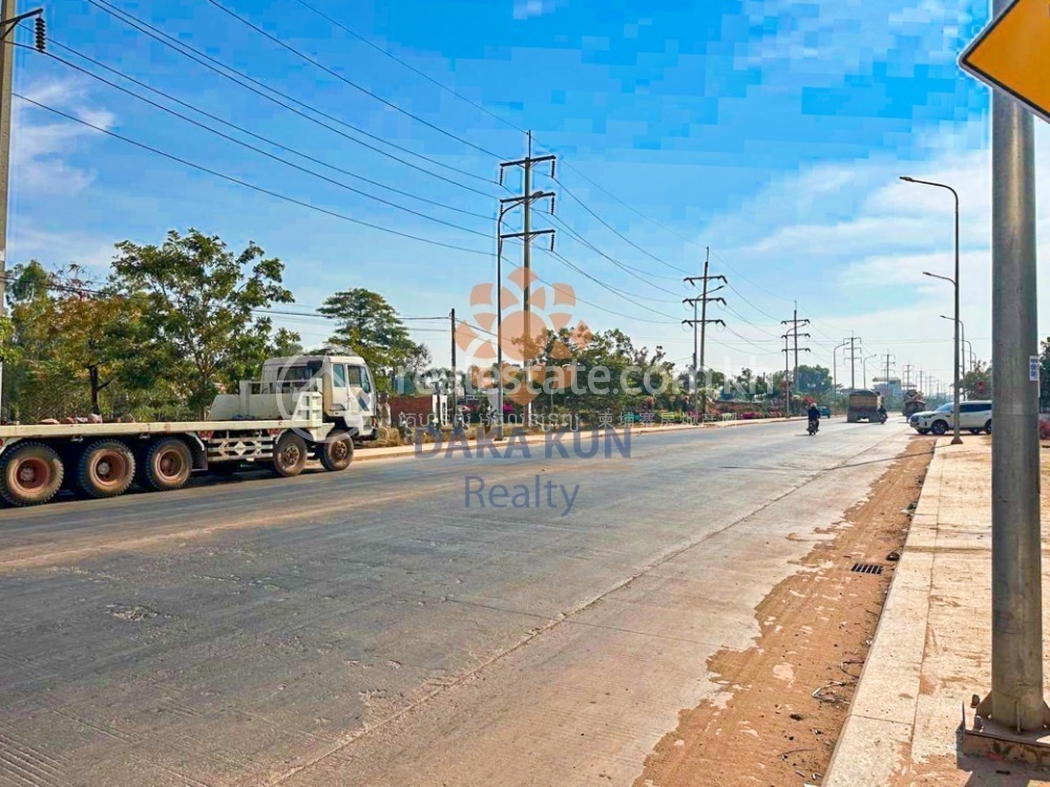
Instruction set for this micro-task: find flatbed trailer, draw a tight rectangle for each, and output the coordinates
[0,391,354,507]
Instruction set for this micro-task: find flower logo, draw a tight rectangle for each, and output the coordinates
[456,266,592,404]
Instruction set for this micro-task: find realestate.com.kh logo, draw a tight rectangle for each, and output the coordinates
[454,266,593,405]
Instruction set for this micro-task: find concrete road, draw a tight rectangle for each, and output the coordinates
[0,419,917,787]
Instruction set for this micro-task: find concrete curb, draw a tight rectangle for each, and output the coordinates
[351,416,809,463]
[822,438,948,786]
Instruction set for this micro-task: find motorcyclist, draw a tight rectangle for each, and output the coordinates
[807,403,821,429]
[878,403,888,422]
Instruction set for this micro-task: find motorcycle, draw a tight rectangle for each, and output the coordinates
[807,418,819,435]
[878,411,888,425]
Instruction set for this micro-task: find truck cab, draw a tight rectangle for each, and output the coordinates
[259,354,378,440]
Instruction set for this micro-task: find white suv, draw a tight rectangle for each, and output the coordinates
[909,400,992,435]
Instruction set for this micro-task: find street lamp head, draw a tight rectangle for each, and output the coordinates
[900,176,915,182]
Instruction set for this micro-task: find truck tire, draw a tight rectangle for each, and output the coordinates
[0,442,64,506]
[319,430,354,472]
[272,432,307,478]
[931,420,948,436]
[141,438,192,492]
[77,439,136,499]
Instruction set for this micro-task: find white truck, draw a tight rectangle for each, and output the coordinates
[0,354,378,507]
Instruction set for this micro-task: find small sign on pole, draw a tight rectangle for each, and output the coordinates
[1030,355,1040,383]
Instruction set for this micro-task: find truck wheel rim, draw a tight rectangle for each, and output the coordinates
[15,458,50,491]
[95,451,128,487]
[280,445,301,467]
[157,449,185,479]
[331,441,349,462]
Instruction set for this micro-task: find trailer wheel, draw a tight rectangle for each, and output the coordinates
[141,438,192,492]
[77,439,136,498]
[0,442,64,506]
[272,432,307,478]
[319,430,354,472]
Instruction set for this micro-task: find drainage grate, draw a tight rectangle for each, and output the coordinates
[851,563,884,575]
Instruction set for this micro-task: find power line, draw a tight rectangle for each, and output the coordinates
[16,94,491,256]
[23,43,492,239]
[39,40,493,222]
[550,175,690,276]
[546,213,683,299]
[551,157,704,250]
[289,0,525,135]
[542,247,681,322]
[83,0,497,196]
[202,0,507,160]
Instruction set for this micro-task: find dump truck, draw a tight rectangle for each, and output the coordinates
[0,354,377,507]
[901,389,926,418]
[846,389,882,423]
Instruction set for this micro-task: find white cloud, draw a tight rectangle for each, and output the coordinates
[738,0,972,77]
[9,226,115,273]
[697,118,1050,381]
[12,77,115,197]
[512,0,558,20]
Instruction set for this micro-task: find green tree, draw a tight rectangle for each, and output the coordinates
[795,364,832,395]
[2,263,147,421]
[319,288,429,390]
[110,229,298,417]
[961,361,991,400]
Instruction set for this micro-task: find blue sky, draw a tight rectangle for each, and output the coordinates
[9,0,1026,391]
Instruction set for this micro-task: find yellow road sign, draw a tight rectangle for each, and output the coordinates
[960,0,1050,123]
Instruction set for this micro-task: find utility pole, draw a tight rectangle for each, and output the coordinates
[973,0,1050,734]
[781,308,811,415]
[449,308,457,428]
[844,334,861,391]
[903,364,914,390]
[683,248,726,422]
[881,352,896,399]
[0,4,44,420]
[498,133,555,432]
[781,328,811,415]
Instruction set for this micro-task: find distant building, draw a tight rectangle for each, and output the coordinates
[872,377,903,401]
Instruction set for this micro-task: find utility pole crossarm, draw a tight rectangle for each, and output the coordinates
[497,131,557,430]
[683,248,725,422]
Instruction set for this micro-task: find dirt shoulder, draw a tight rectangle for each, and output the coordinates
[634,441,935,787]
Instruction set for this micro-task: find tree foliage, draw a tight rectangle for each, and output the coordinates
[319,288,429,390]
[961,361,991,400]
[794,364,832,395]
[2,232,301,422]
[2,262,150,421]
[110,229,298,417]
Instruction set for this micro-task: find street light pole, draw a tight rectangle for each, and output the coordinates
[863,353,878,389]
[902,175,962,445]
[941,314,968,377]
[833,339,850,391]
